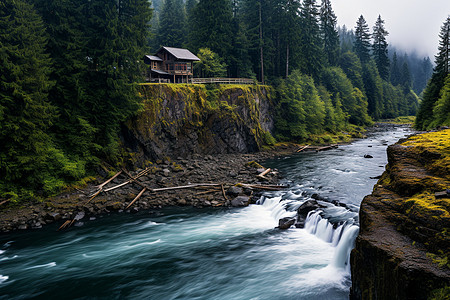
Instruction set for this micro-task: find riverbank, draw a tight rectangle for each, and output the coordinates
[1,144,310,233]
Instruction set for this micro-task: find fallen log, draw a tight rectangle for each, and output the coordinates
[0,199,10,206]
[241,184,287,191]
[435,190,450,199]
[126,188,147,210]
[151,183,221,192]
[316,144,338,152]
[296,145,310,152]
[96,170,122,189]
[221,184,228,201]
[103,168,151,193]
[258,168,271,177]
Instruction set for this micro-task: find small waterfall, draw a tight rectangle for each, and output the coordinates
[304,210,359,270]
[332,225,359,271]
[257,196,296,221]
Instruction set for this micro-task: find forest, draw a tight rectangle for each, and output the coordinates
[0,0,448,201]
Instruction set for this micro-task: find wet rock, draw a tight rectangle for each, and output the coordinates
[278,217,295,229]
[162,169,171,177]
[18,224,28,230]
[177,199,187,206]
[231,196,250,207]
[227,186,243,197]
[74,212,85,221]
[45,212,61,221]
[364,154,373,158]
[297,200,322,217]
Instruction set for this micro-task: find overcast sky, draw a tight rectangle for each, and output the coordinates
[332,0,450,59]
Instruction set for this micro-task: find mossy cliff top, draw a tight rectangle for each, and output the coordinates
[351,129,450,300]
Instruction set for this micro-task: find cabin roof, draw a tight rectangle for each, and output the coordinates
[159,46,200,61]
[145,55,163,62]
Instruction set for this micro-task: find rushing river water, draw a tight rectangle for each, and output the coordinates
[0,126,412,300]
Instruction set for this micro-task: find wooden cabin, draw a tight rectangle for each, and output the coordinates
[144,46,200,83]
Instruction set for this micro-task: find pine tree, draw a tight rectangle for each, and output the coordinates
[320,0,340,66]
[188,0,233,64]
[372,15,389,80]
[416,16,450,129]
[400,61,412,89]
[0,0,75,196]
[339,51,364,91]
[299,0,324,80]
[390,52,401,86]
[158,0,186,47]
[362,60,383,120]
[354,15,371,63]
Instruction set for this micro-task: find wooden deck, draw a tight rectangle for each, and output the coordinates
[191,78,255,85]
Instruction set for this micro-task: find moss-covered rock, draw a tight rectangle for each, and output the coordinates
[351,129,450,300]
[120,84,275,166]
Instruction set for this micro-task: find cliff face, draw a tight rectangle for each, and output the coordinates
[351,129,450,299]
[120,84,275,165]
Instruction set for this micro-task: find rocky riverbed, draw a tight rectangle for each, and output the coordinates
[0,145,313,233]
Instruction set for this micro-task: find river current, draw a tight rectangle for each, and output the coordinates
[0,126,412,300]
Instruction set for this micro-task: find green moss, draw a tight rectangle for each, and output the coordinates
[428,286,450,300]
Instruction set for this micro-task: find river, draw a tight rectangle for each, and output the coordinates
[0,125,412,300]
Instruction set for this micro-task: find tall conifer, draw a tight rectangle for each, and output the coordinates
[416,16,450,129]
[320,0,340,66]
[354,15,371,63]
[372,15,390,80]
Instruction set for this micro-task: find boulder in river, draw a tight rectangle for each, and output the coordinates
[297,200,322,217]
[278,217,295,229]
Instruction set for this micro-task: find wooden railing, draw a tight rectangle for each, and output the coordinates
[191,78,256,85]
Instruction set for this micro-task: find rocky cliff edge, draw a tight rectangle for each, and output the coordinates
[120,84,275,165]
[351,129,450,300]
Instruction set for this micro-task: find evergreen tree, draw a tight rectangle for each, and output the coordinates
[400,60,412,89]
[430,74,450,127]
[338,25,355,54]
[188,0,233,67]
[320,0,340,66]
[416,16,450,129]
[390,51,401,86]
[320,67,371,125]
[299,0,324,80]
[354,15,371,63]
[372,15,389,80]
[339,51,364,91]
[362,60,383,120]
[0,0,80,196]
[158,0,186,47]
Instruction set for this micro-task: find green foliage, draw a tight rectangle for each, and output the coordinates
[195,48,227,78]
[429,75,450,128]
[354,15,371,63]
[158,0,186,47]
[428,286,450,300]
[188,0,233,61]
[372,15,390,80]
[320,67,371,126]
[362,60,383,120]
[275,70,328,140]
[416,16,450,130]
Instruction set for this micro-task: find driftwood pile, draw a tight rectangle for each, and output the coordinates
[58,165,286,231]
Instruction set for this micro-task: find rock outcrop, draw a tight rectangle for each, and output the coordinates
[120,84,275,165]
[350,129,450,299]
